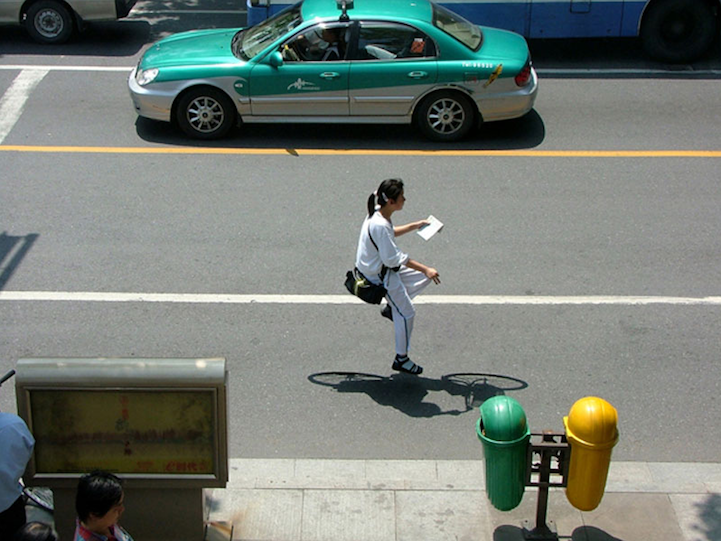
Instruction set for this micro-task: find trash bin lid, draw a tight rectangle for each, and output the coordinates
[479,396,528,442]
[565,396,618,445]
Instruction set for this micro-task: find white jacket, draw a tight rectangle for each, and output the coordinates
[355,211,409,280]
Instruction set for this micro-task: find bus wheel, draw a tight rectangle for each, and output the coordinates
[640,0,717,63]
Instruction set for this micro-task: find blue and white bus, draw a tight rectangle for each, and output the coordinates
[246,0,720,63]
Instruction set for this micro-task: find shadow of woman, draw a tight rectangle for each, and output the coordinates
[307,372,528,418]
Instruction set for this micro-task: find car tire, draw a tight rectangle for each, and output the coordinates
[416,91,475,142]
[640,0,717,63]
[25,0,74,44]
[176,87,237,140]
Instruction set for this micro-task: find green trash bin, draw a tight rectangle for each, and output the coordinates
[476,395,531,511]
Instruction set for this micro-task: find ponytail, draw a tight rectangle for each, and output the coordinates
[367,178,404,217]
[366,192,376,217]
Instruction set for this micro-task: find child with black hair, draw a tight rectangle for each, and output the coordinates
[13,521,59,541]
[74,471,133,541]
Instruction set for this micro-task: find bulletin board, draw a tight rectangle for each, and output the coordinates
[28,389,217,475]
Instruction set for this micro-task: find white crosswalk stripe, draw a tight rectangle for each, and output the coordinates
[1,291,720,305]
[0,69,49,144]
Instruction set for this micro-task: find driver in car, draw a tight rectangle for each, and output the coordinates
[288,26,344,61]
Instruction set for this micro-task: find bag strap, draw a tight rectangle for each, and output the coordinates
[366,224,389,280]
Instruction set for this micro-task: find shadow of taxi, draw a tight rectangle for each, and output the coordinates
[0,20,151,57]
[134,109,545,151]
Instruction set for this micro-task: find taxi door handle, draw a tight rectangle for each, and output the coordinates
[320,72,340,79]
[407,71,428,79]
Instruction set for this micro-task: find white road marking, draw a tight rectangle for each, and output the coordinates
[1,65,721,78]
[0,65,131,72]
[130,9,246,15]
[1,291,720,305]
[0,69,48,144]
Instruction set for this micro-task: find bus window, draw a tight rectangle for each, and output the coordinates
[246,0,719,63]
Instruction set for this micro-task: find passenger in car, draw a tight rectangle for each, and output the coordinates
[291,26,346,61]
[319,27,345,60]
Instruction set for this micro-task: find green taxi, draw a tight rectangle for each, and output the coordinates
[129,0,537,141]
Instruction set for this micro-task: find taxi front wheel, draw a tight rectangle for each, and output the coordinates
[176,87,236,139]
[416,91,475,142]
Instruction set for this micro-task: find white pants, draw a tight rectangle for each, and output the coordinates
[383,266,432,356]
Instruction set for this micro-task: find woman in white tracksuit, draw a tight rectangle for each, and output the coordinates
[355,178,440,375]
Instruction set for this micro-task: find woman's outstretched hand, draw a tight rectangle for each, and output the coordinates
[425,267,441,284]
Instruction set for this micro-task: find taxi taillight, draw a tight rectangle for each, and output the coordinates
[515,61,532,87]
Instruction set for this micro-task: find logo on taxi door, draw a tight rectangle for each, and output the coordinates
[287,78,320,91]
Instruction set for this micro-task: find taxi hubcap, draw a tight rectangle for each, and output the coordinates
[187,97,224,133]
[428,99,465,134]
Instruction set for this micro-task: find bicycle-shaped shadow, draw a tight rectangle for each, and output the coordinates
[307,372,528,418]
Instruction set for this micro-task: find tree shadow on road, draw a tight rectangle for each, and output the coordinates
[308,372,528,418]
[694,493,721,541]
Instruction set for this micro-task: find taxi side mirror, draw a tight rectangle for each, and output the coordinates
[269,51,284,68]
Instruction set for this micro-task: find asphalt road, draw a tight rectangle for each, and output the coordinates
[1,2,720,464]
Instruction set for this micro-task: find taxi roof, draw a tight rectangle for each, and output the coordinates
[300,0,434,23]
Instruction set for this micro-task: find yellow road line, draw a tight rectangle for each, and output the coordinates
[1,145,721,157]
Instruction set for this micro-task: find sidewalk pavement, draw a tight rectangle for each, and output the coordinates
[204,459,721,541]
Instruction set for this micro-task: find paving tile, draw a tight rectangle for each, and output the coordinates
[301,490,395,541]
[580,493,685,540]
[227,458,296,488]
[365,459,438,489]
[648,463,721,493]
[395,489,490,541]
[206,488,303,541]
[670,493,721,541]
[605,461,654,492]
[294,459,368,489]
[435,460,485,490]
[485,488,584,540]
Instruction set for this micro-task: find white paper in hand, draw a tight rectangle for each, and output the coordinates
[417,215,444,241]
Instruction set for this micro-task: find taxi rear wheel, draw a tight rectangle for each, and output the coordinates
[176,87,236,140]
[416,91,475,142]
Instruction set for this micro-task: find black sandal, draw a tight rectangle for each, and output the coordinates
[392,355,423,375]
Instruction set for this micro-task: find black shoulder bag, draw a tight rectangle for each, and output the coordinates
[344,228,388,305]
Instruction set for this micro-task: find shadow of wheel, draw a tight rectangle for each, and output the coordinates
[441,373,528,410]
[307,372,386,387]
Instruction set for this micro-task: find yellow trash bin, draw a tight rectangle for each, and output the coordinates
[563,397,619,511]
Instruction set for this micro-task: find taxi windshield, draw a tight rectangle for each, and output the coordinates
[232,2,303,60]
[432,3,483,51]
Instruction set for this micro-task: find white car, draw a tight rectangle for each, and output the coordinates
[0,0,136,44]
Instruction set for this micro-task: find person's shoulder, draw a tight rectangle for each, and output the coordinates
[0,411,26,429]
[369,213,391,229]
[73,522,93,541]
[368,215,391,237]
